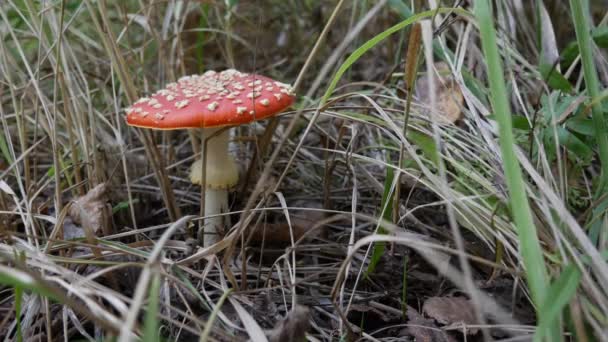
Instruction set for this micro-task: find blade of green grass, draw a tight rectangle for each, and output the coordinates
[474,0,549,309]
[143,272,161,342]
[569,0,608,195]
[200,289,232,342]
[539,62,573,93]
[533,264,581,342]
[367,167,395,275]
[320,7,471,105]
[0,265,58,300]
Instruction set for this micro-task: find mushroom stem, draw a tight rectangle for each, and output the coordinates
[190,128,239,247]
[201,188,228,246]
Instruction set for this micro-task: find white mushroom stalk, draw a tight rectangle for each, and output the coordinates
[189,128,238,247]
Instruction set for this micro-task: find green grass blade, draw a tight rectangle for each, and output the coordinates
[320,7,471,106]
[367,167,395,275]
[143,272,161,342]
[474,0,548,308]
[200,289,232,342]
[0,265,58,300]
[569,0,608,195]
[533,264,581,342]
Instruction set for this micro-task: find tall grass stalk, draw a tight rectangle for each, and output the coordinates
[568,0,608,195]
[51,0,67,216]
[474,0,548,307]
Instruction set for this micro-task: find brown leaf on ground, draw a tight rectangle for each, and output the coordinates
[401,305,456,342]
[415,61,464,124]
[423,296,479,334]
[249,202,326,245]
[248,223,305,245]
[266,305,310,342]
[68,183,111,236]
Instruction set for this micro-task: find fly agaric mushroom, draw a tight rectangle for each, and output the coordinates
[125,69,295,246]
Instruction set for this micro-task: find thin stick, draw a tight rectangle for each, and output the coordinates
[393,22,421,221]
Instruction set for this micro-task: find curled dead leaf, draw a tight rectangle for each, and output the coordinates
[402,305,457,342]
[416,62,464,124]
[423,296,479,335]
[68,183,112,236]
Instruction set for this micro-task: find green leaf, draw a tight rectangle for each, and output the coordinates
[408,130,439,165]
[462,70,489,107]
[557,127,593,161]
[561,26,608,66]
[566,117,594,137]
[561,42,579,67]
[539,63,573,93]
[533,264,581,342]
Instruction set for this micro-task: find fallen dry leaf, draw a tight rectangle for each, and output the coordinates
[67,183,118,289]
[423,296,479,334]
[248,223,306,245]
[248,202,326,245]
[68,183,111,236]
[416,61,464,124]
[401,305,457,342]
[266,305,310,342]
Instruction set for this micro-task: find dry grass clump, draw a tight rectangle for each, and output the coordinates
[1,1,607,341]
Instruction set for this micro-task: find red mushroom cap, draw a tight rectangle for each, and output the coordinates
[125,69,295,129]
